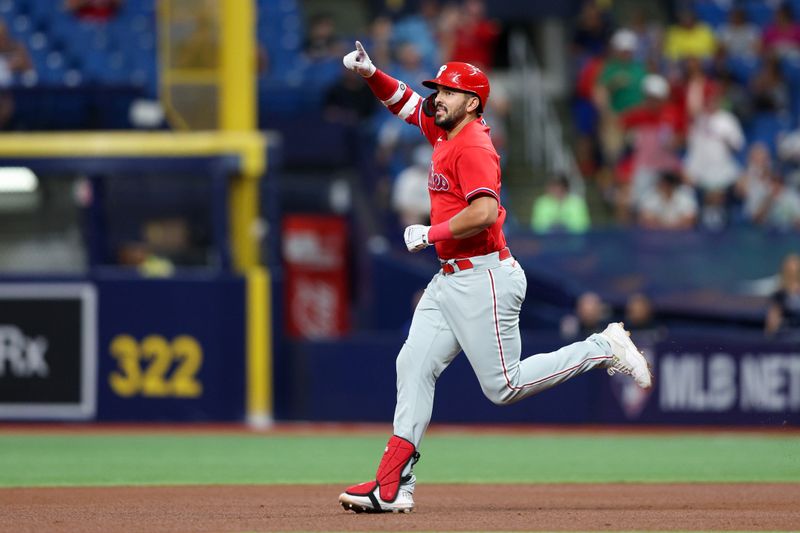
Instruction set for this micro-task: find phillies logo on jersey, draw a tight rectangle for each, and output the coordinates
[428,162,450,191]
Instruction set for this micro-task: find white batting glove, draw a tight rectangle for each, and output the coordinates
[342,40,376,77]
[404,224,430,253]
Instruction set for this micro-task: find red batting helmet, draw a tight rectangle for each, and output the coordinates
[422,62,490,113]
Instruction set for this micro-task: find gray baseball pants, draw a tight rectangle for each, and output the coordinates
[393,249,613,447]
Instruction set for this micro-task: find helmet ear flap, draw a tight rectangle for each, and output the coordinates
[422,93,437,117]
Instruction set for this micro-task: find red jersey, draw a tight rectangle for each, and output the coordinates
[366,70,507,260]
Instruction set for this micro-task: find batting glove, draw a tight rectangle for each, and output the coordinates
[404,224,430,253]
[342,40,376,78]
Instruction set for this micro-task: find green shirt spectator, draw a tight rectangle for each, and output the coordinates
[531,175,591,234]
[598,59,647,113]
[596,30,647,113]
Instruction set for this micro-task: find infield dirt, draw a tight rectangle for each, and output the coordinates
[2,483,798,532]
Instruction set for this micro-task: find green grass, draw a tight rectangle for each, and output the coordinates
[0,431,797,487]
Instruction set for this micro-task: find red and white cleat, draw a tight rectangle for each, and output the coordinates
[339,475,416,513]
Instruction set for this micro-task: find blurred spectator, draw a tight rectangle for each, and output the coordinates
[762,3,800,59]
[117,242,175,278]
[65,0,122,22]
[595,30,646,114]
[624,292,666,343]
[749,53,790,114]
[716,6,761,59]
[572,0,615,58]
[324,70,377,126]
[392,144,432,227]
[441,0,500,69]
[390,42,429,94]
[392,0,440,68]
[572,51,606,177]
[735,142,774,221]
[560,291,608,339]
[0,20,32,129]
[765,253,800,338]
[628,6,664,70]
[664,9,716,63]
[481,81,510,163]
[367,15,393,70]
[324,69,377,167]
[618,74,683,218]
[684,83,744,229]
[682,56,715,119]
[778,128,800,173]
[0,20,32,82]
[749,171,800,230]
[436,2,461,59]
[625,293,656,330]
[638,171,698,230]
[304,13,345,62]
[593,29,647,163]
[530,174,590,234]
[716,66,754,125]
[376,117,420,180]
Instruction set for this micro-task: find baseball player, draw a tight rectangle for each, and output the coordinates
[338,41,652,514]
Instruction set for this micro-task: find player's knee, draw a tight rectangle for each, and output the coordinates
[483,386,517,406]
[396,348,421,380]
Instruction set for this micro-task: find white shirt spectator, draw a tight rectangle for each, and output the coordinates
[757,182,800,230]
[717,22,760,58]
[639,183,698,228]
[684,109,745,192]
[741,171,773,220]
[392,144,432,226]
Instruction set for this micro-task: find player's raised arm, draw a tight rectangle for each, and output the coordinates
[343,41,437,142]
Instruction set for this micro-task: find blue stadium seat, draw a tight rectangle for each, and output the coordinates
[747,112,790,155]
[782,58,800,128]
[743,1,775,28]
[726,55,761,84]
[693,0,730,29]
[0,0,13,15]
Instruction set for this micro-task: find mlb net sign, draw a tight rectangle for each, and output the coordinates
[0,284,96,420]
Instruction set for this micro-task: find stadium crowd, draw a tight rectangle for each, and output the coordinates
[0,0,795,335]
[261,0,800,237]
[569,0,800,233]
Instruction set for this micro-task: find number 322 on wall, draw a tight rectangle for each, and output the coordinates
[109,334,203,398]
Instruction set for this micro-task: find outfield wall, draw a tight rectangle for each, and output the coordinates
[275,332,800,427]
[0,276,246,421]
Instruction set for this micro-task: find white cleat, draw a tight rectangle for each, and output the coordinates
[339,476,416,514]
[601,322,653,389]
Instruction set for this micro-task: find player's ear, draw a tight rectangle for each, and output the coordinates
[467,95,480,114]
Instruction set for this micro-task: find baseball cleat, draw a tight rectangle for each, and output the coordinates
[601,322,653,389]
[339,475,416,513]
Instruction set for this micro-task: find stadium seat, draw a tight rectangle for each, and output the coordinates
[726,55,761,84]
[743,1,775,28]
[693,0,730,29]
[747,112,791,155]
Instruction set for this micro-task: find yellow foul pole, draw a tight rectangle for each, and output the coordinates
[219,0,272,428]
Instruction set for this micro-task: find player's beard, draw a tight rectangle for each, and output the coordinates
[434,100,469,131]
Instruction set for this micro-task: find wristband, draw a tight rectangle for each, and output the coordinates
[427,221,453,243]
[364,69,400,101]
